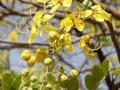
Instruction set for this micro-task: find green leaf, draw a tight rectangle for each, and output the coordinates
[101,59,111,76]
[67,76,79,90]
[112,68,120,75]
[92,65,104,84]
[11,75,21,90]
[85,59,111,90]
[2,73,13,90]
[47,72,56,83]
[85,74,95,90]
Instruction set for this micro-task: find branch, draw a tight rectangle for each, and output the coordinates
[106,21,120,63]
[0,40,49,49]
[112,82,120,90]
[55,53,75,69]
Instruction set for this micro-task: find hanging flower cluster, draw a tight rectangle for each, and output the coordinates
[22,0,111,68]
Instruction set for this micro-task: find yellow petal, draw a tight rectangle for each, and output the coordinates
[28,26,38,44]
[100,10,111,21]
[33,11,44,27]
[73,18,85,31]
[21,50,31,61]
[50,3,60,14]
[60,17,73,32]
[62,0,72,7]
[57,34,64,46]
[42,14,54,22]
[79,35,90,48]
[48,31,58,46]
[79,41,86,49]
[35,48,47,62]
[81,10,93,18]
[91,5,102,11]
[65,45,73,52]
[93,13,104,22]
[83,47,90,57]
[64,33,72,45]
[27,55,36,67]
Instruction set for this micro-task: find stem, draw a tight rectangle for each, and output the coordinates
[106,21,120,63]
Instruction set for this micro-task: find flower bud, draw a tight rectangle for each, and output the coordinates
[27,87,33,90]
[30,76,37,83]
[70,69,78,77]
[44,58,52,66]
[27,55,36,67]
[21,69,29,77]
[21,50,31,61]
[46,83,52,90]
[35,48,47,62]
[60,74,68,82]
[48,31,58,46]
[22,87,28,90]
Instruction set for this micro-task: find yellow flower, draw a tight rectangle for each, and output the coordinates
[28,11,45,44]
[64,33,72,45]
[91,5,111,22]
[80,10,93,18]
[65,45,73,52]
[83,47,97,59]
[27,55,36,67]
[28,25,38,44]
[44,57,53,66]
[57,34,64,46]
[61,14,85,32]
[50,3,61,14]
[33,11,44,27]
[64,33,73,52]
[49,0,73,14]
[35,48,47,62]
[21,69,29,77]
[60,17,73,32]
[73,17,85,31]
[42,14,54,22]
[62,0,72,8]
[79,35,90,49]
[48,31,58,46]
[21,50,31,61]
[91,5,102,11]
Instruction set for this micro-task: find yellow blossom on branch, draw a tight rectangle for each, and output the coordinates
[91,5,111,22]
[80,10,93,18]
[60,14,85,32]
[79,35,90,49]
[62,0,73,8]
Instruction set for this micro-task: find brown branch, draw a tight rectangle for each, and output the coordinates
[112,82,120,90]
[96,49,114,90]
[105,6,120,20]
[0,40,49,49]
[55,53,75,69]
[0,1,31,17]
[106,21,120,62]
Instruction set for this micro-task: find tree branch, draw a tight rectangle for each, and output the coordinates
[106,21,120,63]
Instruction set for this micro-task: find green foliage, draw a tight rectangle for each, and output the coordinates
[1,71,21,90]
[112,68,120,75]
[66,76,79,90]
[85,59,111,90]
